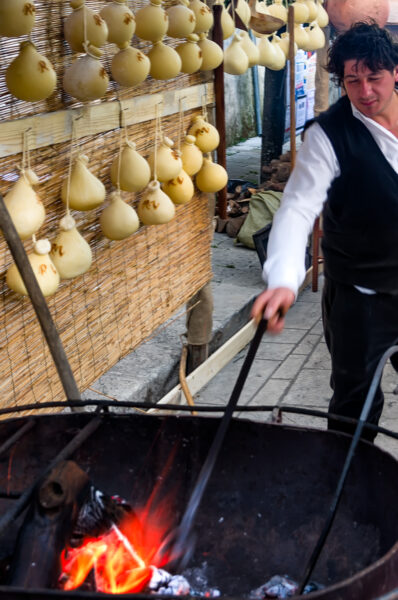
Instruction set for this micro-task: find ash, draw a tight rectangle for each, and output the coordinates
[249,575,324,599]
[147,567,220,597]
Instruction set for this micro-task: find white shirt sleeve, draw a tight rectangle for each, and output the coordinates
[262,122,340,297]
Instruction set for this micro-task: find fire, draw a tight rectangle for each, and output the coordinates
[60,503,176,593]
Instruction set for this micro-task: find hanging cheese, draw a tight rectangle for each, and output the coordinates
[61,154,106,211]
[0,0,36,37]
[63,44,109,102]
[2,170,45,240]
[6,238,60,298]
[110,141,151,192]
[111,43,150,87]
[100,191,140,240]
[302,21,326,51]
[294,23,310,49]
[189,0,213,33]
[235,0,251,26]
[137,180,175,225]
[316,2,329,28]
[166,0,196,39]
[213,0,234,39]
[223,31,249,75]
[198,33,224,71]
[240,31,260,68]
[176,34,203,74]
[6,41,56,102]
[304,0,318,22]
[51,214,92,279]
[162,169,194,204]
[277,32,298,58]
[147,40,182,80]
[267,0,287,23]
[188,115,220,153]
[147,136,183,182]
[196,156,227,193]
[100,0,135,46]
[64,0,108,53]
[269,35,286,69]
[291,0,310,23]
[257,35,277,67]
[135,0,169,42]
[180,135,203,175]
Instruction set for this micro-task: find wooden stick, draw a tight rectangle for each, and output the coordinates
[179,345,197,415]
[212,3,227,220]
[288,5,297,171]
[0,193,81,402]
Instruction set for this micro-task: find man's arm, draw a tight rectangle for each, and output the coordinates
[251,123,340,332]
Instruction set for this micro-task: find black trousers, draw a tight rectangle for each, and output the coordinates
[322,277,398,442]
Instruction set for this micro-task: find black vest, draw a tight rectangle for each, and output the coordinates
[314,95,398,293]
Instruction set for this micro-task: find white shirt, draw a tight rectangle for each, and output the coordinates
[262,101,398,297]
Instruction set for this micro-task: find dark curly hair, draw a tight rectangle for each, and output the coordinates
[327,22,398,87]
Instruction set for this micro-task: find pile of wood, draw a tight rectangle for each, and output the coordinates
[216,150,292,238]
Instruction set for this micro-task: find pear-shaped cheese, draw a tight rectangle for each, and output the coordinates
[213,0,234,39]
[235,0,251,25]
[166,0,196,38]
[50,215,92,279]
[294,23,310,49]
[258,35,278,67]
[61,154,106,211]
[277,32,298,58]
[180,135,203,175]
[302,21,326,51]
[196,156,227,193]
[267,0,287,22]
[137,180,175,225]
[162,169,194,204]
[100,0,135,46]
[110,141,151,192]
[198,33,224,71]
[176,34,203,74]
[188,115,220,153]
[147,136,183,182]
[6,42,56,102]
[240,31,260,67]
[3,171,45,240]
[147,40,182,80]
[268,36,286,70]
[316,3,329,28]
[64,0,108,53]
[223,32,249,75]
[292,0,310,23]
[111,43,150,87]
[305,0,318,22]
[6,239,60,298]
[189,0,213,33]
[100,191,140,240]
[0,0,36,37]
[63,44,109,102]
[135,0,169,42]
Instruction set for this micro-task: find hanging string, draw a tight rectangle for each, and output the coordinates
[65,115,78,217]
[177,96,186,151]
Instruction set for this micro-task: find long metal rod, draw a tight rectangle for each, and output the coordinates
[0,420,35,460]
[169,317,269,568]
[0,193,81,402]
[298,345,398,593]
[0,415,102,537]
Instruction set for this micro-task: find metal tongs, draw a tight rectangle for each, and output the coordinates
[159,316,270,572]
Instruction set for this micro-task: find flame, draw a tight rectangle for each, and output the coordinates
[60,502,176,593]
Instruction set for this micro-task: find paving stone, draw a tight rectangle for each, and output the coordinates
[245,378,290,405]
[304,341,330,370]
[293,333,323,355]
[271,354,308,380]
[283,301,323,330]
[265,328,307,345]
[256,340,294,361]
[282,369,331,408]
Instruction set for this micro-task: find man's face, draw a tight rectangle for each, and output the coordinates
[343,59,398,119]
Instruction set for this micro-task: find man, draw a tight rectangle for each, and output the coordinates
[251,22,398,441]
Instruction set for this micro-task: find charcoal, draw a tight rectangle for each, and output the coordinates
[147,567,220,597]
[249,574,324,598]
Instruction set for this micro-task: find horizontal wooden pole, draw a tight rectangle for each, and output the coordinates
[0,82,214,158]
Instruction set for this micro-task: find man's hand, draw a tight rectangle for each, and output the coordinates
[251,287,295,334]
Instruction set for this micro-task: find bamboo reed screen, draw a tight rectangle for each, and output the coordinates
[0,1,215,412]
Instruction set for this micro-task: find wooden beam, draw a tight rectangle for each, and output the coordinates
[148,319,257,411]
[0,82,214,158]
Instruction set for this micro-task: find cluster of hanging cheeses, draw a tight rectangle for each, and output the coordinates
[223,0,329,75]
[3,113,227,298]
[0,0,225,104]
